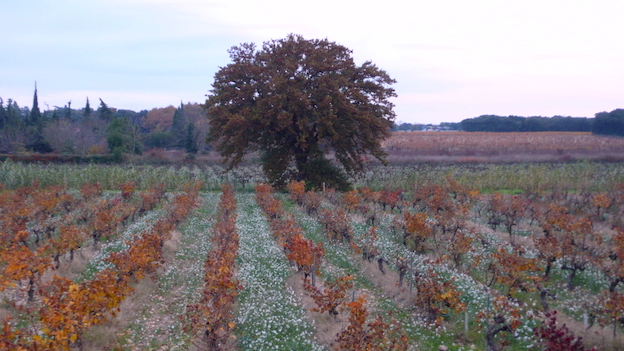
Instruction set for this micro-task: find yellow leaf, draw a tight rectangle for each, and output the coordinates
[228,321,236,329]
[69,284,80,293]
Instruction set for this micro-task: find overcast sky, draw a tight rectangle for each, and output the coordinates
[2,0,623,124]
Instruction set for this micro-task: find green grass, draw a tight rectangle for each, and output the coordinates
[356,161,624,193]
[0,160,266,191]
[3,159,624,194]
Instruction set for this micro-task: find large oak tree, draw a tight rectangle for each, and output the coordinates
[204,34,396,189]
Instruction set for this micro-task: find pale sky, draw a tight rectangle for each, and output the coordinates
[2,0,623,124]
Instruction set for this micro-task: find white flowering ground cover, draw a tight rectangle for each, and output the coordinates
[112,192,221,350]
[283,195,544,351]
[307,192,624,351]
[4,184,621,350]
[234,193,324,350]
[355,212,537,350]
[78,204,167,282]
[282,199,424,350]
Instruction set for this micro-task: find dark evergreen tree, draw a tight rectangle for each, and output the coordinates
[65,101,72,120]
[51,109,60,122]
[84,97,92,119]
[144,130,173,149]
[107,116,142,160]
[116,109,142,127]
[29,83,42,126]
[97,98,114,122]
[107,117,129,162]
[0,98,6,129]
[6,99,23,127]
[593,109,624,136]
[170,102,186,147]
[184,122,198,154]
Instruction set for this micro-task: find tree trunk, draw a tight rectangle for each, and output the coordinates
[28,276,35,302]
[398,269,406,288]
[562,264,579,291]
[485,320,511,351]
[377,257,386,274]
[608,277,622,293]
[543,259,554,279]
[311,258,317,287]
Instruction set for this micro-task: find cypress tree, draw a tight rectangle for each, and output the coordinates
[65,100,72,120]
[84,97,92,119]
[30,83,42,126]
[28,84,52,152]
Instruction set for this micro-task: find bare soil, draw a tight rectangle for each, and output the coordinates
[556,312,624,351]
[286,273,346,349]
[357,257,415,308]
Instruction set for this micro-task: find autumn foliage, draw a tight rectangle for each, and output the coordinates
[304,275,354,316]
[413,269,466,326]
[534,311,596,351]
[334,295,408,351]
[0,181,201,349]
[258,183,329,292]
[185,184,240,351]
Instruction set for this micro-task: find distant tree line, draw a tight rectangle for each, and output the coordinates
[3,86,623,161]
[458,111,624,136]
[459,115,593,132]
[393,122,460,131]
[394,111,624,136]
[593,109,624,136]
[0,87,210,159]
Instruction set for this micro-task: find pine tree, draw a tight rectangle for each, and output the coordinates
[107,117,129,162]
[184,122,198,154]
[97,98,114,122]
[51,109,60,122]
[170,102,186,147]
[6,99,22,127]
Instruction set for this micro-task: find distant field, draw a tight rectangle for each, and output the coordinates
[382,132,624,163]
[4,131,623,167]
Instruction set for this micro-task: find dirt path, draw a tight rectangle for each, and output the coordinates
[286,273,345,349]
[556,312,624,351]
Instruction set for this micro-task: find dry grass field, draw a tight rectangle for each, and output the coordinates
[382,132,624,163]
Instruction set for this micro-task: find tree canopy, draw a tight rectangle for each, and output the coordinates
[204,34,397,189]
[593,109,624,136]
[460,115,593,132]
